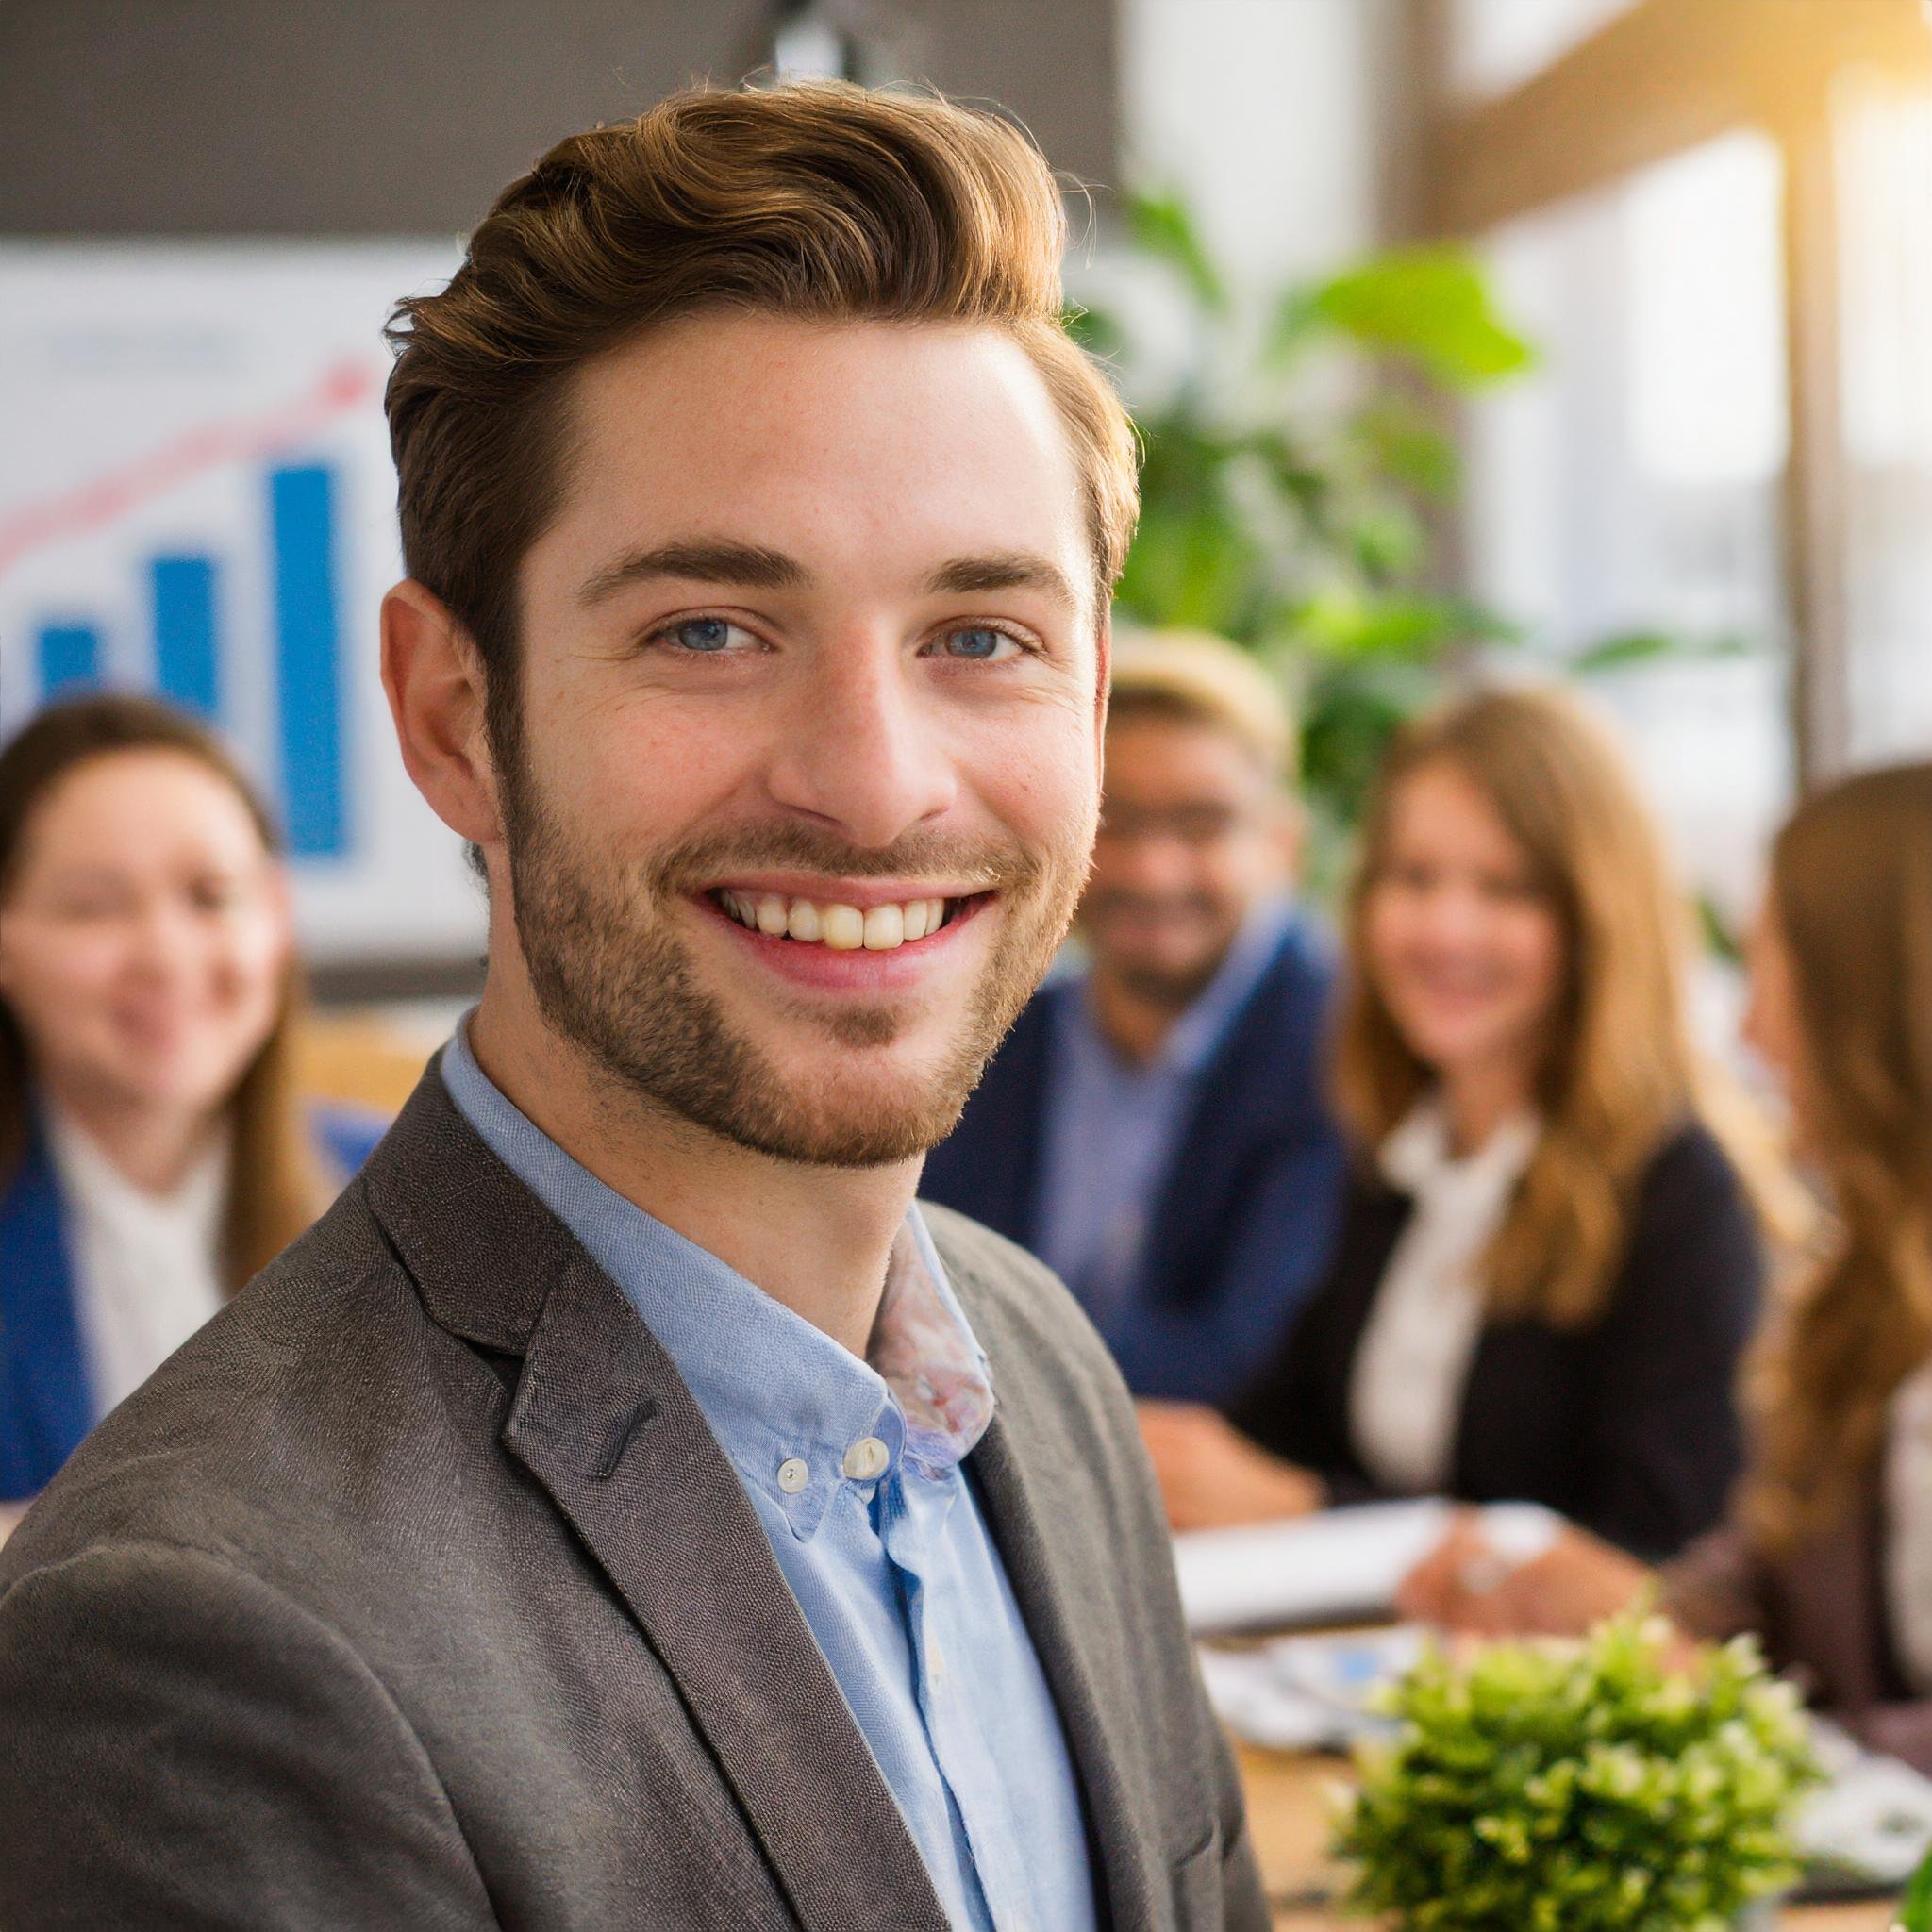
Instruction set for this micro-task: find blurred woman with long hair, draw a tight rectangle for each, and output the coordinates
[0,695,382,1515]
[1142,686,1774,1560]
[1405,760,1932,1763]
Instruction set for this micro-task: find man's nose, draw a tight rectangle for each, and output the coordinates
[763,636,959,848]
[1098,824,1195,895]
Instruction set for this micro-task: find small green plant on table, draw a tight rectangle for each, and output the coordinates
[1334,1610,1822,1931]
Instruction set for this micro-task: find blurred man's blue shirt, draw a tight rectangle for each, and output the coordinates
[922,897,1345,1405]
[441,1020,1096,1932]
[1034,896,1295,1329]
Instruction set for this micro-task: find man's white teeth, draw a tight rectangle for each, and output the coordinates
[719,891,952,950]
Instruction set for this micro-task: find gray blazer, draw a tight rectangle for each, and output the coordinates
[0,1066,1266,1930]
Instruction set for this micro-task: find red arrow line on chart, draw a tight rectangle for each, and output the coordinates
[0,357,380,578]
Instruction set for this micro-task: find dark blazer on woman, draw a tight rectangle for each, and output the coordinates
[0,1103,384,1499]
[1226,1122,1764,1562]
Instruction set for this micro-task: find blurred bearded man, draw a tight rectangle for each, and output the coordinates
[925,631,1344,1406]
[0,83,1266,1932]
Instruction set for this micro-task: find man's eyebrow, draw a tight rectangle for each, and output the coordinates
[577,541,811,606]
[924,552,1080,613]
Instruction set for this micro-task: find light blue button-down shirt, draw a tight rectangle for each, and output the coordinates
[441,1022,1096,1932]
[1035,896,1296,1331]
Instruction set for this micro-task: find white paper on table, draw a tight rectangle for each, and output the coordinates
[1795,1720,1932,1889]
[1173,1497,1561,1636]
[1198,1625,1427,1752]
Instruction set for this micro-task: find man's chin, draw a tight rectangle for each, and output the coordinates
[1108,956,1224,1010]
[724,1043,979,1170]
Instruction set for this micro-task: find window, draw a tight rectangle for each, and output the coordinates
[1837,72,1932,763]
[1461,132,1792,916]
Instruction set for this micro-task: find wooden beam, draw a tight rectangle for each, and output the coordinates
[1779,102,1854,789]
[1428,0,1932,237]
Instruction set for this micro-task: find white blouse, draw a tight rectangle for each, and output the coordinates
[1884,1357,1932,1694]
[44,1108,231,1418]
[1347,1101,1541,1495]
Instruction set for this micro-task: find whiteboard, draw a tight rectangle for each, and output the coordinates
[0,240,484,967]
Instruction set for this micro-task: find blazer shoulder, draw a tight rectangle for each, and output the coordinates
[1607,1117,1763,1327]
[1631,1118,1754,1238]
[0,1181,441,1578]
[1192,919,1338,1117]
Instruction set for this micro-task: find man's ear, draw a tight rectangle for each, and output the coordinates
[380,579,505,848]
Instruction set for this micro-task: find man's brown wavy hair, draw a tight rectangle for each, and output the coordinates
[383,80,1139,747]
[1745,761,1932,1548]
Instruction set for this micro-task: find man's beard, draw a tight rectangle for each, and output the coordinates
[498,756,1090,1169]
[1081,892,1231,1011]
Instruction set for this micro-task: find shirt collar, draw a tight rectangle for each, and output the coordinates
[42,1101,230,1252]
[1379,1097,1541,1206]
[439,1016,994,1538]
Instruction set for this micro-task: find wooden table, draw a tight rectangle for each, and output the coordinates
[1234,1740,1896,1930]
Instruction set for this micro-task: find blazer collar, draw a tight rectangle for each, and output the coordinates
[359,1064,950,1931]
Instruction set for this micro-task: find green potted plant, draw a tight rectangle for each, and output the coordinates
[1896,1850,1932,1929]
[1333,1611,1822,1930]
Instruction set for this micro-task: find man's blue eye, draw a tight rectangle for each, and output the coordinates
[670,618,736,652]
[942,626,1010,659]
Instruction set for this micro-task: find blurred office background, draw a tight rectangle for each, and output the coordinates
[3,0,1929,1090]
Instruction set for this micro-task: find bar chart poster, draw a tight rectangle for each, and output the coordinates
[0,241,483,966]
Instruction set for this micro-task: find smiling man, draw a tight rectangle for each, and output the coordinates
[0,83,1265,1932]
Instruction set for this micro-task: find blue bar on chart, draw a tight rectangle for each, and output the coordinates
[150,554,221,722]
[269,461,347,858]
[36,624,102,701]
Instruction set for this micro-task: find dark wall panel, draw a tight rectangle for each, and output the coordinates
[0,0,1117,235]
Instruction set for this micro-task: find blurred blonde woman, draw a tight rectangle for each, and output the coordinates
[1407,760,1932,1766]
[0,696,383,1518]
[1142,686,1770,1560]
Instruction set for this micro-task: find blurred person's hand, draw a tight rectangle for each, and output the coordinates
[0,1502,27,1547]
[1136,1399,1324,1532]
[1398,1511,1657,1639]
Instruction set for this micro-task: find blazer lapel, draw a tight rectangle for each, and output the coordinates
[361,1068,948,1932]
[970,1410,1167,1931]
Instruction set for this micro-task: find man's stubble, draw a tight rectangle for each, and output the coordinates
[499,747,1091,1169]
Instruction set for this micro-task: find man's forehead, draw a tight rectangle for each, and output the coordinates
[1106,710,1274,777]
[544,314,1092,590]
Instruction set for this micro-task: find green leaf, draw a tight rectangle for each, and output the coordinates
[1305,245,1538,389]
[1898,1845,1932,1931]
[1062,300,1126,362]
[1351,402,1462,501]
[1262,282,1325,369]
[1570,629,1753,675]
[1297,590,1520,661]
[1123,187,1229,316]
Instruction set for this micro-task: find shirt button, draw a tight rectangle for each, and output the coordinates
[776,1457,809,1494]
[841,1437,891,1481]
